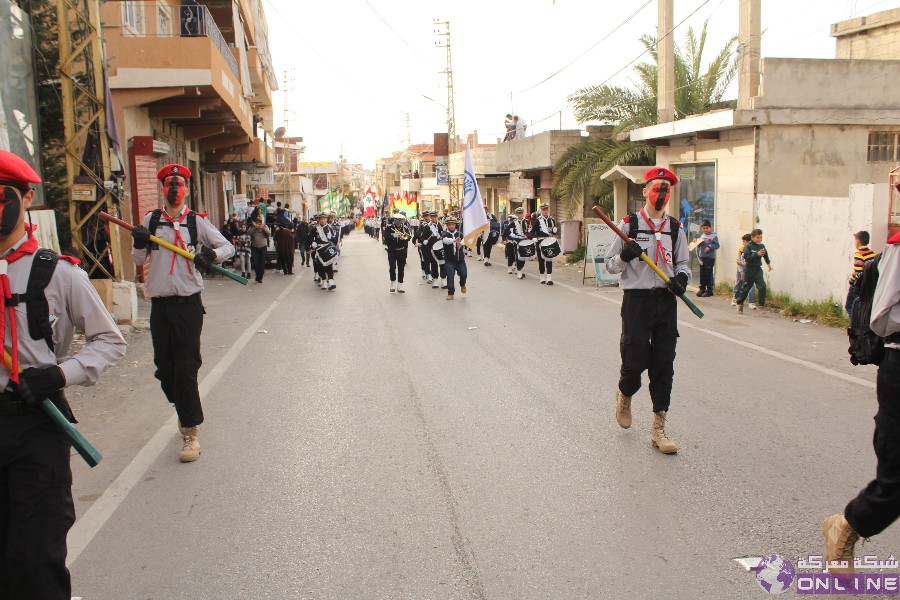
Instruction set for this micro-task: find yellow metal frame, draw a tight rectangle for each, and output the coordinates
[56,0,122,280]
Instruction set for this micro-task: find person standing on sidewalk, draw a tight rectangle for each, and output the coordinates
[246,216,270,283]
[734,229,772,314]
[822,229,900,574]
[0,150,126,598]
[131,164,235,462]
[845,230,876,315]
[441,216,468,300]
[605,167,690,455]
[696,220,719,297]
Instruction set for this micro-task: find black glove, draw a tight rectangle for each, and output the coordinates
[15,366,76,422]
[132,225,151,250]
[193,245,216,270]
[667,272,689,297]
[619,240,643,262]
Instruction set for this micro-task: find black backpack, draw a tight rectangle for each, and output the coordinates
[6,248,59,352]
[147,209,198,251]
[627,213,680,252]
[848,254,884,366]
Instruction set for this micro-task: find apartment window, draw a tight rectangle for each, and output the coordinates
[275,153,285,164]
[157,3,172,36]
[867,132,900,163]
[122,1,145,35]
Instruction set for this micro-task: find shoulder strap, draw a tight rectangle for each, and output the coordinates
[669,216,680,251]
[25,248,59,351]
[147,209,162,251]
[186,210,198,247]
[627,213,637,240]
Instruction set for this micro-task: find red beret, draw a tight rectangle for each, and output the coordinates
[0,150,41,186]
[157,164,191,182]
[644,167,678,186]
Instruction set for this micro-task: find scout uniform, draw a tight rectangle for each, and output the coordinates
[605,167,690,455]
[132,164,235,462]
[0,149,126,598]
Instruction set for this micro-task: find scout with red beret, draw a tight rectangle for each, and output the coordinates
[131,163,234,462]
[604,165,691,455]
[0,149,126,597]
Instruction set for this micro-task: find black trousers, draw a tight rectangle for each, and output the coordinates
[150,296,205,427]
[428,254,444,279]
[251,246,267,282]
[618,290,678,413]
[699,257,715,291]
[388,249,407,282]
[505,243,524,270]
[483,240,495,260]
[418,245,428,273]
[0,414,74,599]
[476,236,483,256]
[538,256,553,274]
[315,260,334,280]
[846,348,900,538]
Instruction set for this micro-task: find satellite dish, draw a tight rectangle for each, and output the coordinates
[274,127,286,138]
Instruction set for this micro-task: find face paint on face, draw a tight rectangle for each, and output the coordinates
[648,182,671,211]
[0,186,24,237]
[164,176,187,207]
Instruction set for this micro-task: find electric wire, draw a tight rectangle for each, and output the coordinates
[360,0,440,67]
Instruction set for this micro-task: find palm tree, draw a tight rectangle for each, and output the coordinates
[554,22,738,217]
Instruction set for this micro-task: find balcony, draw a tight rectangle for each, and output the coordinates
[400,176,421,193]
[104,2,251,137]
[495,130,584,172]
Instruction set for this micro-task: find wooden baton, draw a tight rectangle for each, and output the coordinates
[591,205,704,319]
[99,212,248,285]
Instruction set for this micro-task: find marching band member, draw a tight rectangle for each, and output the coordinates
[532,202,558,285]
[441,216,468,300]
[502,207,530,279]
[426,211,446,289]
[308,212,337,290]
[132,163,235,462]
[604,167,690,455]
[413,211,431,280]
[327,211,341,272]
[385,213,412,293]
[482,213,500,267]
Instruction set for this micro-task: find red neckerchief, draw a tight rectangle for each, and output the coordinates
[159,207,193,275]
[0,231,39,384]
[638,206,671,269]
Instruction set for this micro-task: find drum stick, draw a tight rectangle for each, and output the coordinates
[1,349,102,467]
[99,212,248,286]
[591,206,704,319]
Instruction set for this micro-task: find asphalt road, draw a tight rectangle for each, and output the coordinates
[68,231,892,599]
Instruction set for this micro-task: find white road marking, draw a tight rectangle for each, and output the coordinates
[583,290,876,390]
[66,276,302,568]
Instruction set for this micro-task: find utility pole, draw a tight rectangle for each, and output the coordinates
[281,69,295,207]
[57,0,122,279]
[434,19,458,208]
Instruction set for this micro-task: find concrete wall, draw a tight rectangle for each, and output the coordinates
[755,58,900,110]
[756,184,889,303]
[495,130,584,172]
[757,125,898,198]
[832,7,900,60]
[656,128,756,286]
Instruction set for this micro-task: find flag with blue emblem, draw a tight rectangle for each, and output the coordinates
[462,143,489,248]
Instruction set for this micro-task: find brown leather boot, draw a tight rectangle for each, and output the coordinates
[615,389,632,429]
[651,411,677,454]
[179,425,201,462]
[822,514,859,574]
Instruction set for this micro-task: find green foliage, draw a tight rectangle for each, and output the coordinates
[554,22,739,219]
[566,244,585,264]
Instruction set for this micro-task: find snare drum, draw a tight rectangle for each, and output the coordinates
[516,239,537,261]
[539,236,562,260]
[431,240,445,265]
[315,243,339,267]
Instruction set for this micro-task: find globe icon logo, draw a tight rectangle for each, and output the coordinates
[755,554,795,594]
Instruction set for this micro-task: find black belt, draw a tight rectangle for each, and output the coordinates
[624,287,671,297]
[152,293,202,306]
[887,333,900,345]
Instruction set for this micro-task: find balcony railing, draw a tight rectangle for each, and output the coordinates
[116,2,240,80]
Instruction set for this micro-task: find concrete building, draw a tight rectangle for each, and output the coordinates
[617,6,900,303]
[832,7,900,60]
[448,135,512,218]
[270,134,306,215]
[103,0,278,281]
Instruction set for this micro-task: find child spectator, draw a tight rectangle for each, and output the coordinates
[845,230,876,315]
[735,228,772,314]
[696,220,719,297]
[732,233,756,307]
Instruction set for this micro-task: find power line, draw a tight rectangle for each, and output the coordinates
[516,0,654,95]
[361,0,439,67]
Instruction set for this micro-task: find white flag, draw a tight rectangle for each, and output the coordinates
[462,143,489,248]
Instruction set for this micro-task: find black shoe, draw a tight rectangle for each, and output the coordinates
[696,289,705,297]
[547,281,554,286]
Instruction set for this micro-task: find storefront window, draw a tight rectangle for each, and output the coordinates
[674,163,716,284]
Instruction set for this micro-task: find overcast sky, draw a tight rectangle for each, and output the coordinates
[264,0,897,167]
